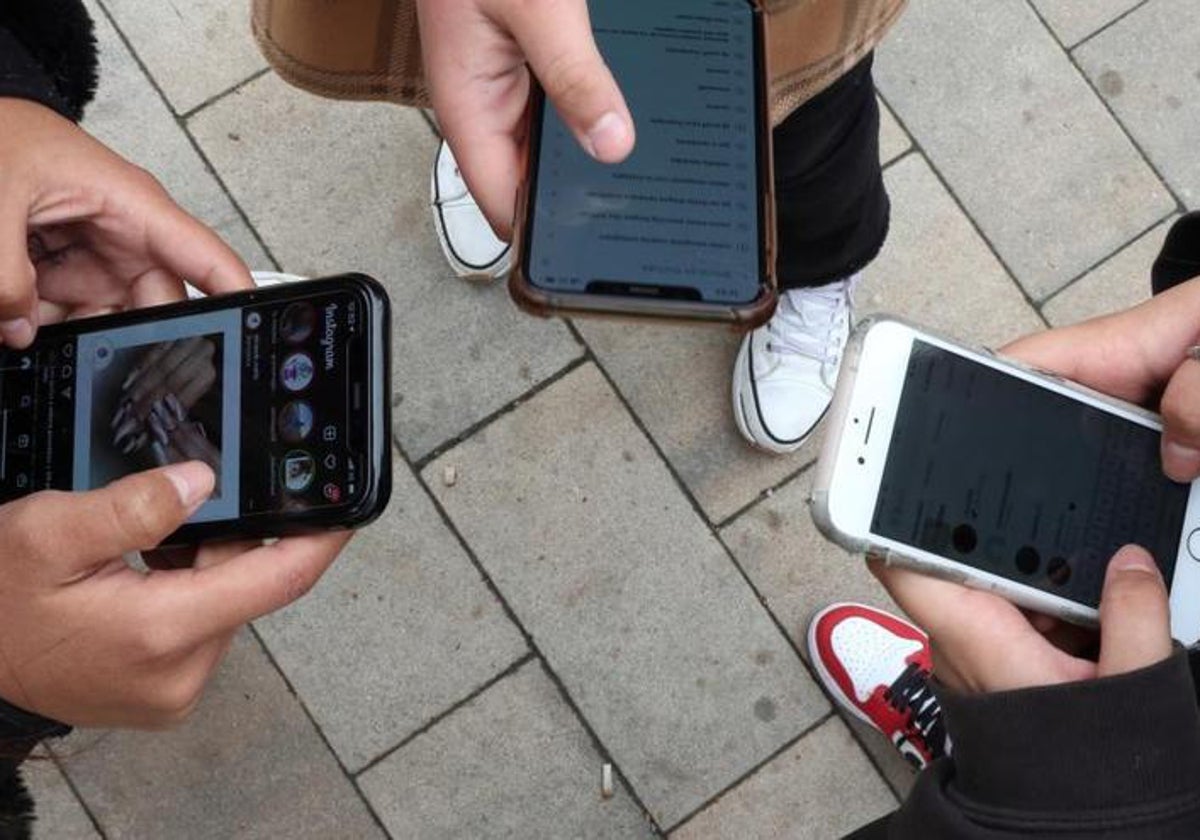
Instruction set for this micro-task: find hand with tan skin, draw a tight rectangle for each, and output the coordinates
[0,462,350,728]
[0,98,253,347]
[416,0,636,237]
[873,278,1200,693]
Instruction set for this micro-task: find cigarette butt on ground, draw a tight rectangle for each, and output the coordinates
[442,465,458,487]
[601,763,614,799]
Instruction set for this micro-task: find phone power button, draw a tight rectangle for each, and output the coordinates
[1189,529,1200,561]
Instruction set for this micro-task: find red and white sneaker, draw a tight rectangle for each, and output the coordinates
[807,603,948,770]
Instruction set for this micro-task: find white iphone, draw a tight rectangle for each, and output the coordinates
[811,316,1200,644]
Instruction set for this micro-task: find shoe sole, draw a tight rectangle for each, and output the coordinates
[731,336,809,455]
[805,603,887,735]
[429,145,512,283]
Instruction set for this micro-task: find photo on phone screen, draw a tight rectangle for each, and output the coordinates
[526,0,765,304]
[872,340,1190,608]
[0,277,389,537]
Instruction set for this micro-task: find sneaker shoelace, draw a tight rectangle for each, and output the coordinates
[765,277,858,387]
[885,661,947,763]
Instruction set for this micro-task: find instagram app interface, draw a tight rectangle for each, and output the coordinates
[872,341,1189,607]
[529,0,761,303]
[0,290,364,523]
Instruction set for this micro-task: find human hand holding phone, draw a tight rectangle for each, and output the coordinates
[415,0,636,237]
[0,461,350,728]
[0,98,253,348]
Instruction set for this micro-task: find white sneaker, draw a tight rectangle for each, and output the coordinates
[731,274,860,454]
[430,140,512,281]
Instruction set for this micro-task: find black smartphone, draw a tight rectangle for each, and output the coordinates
[0,274,391,544]
[511,0,776,327]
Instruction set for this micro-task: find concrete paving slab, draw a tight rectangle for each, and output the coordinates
[359,661,655,839]
[1043,216,1176,326]
[861,154,1045,347]
[56,633,384,840]
[671,716,897,840]
[424,364,829,828]
[188,75,583,459]
[576,318,812,526]
[99,0,267,115]
[1031,0,1144,47]
[719,469,921,796]
[1075,0,1200,209]
[81,0,269,269]
[23,755,100,840]
[875,0,1174,300]
[255,456,528,772]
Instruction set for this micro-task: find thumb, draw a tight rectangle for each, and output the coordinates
[1097,545,1173,678]
[3,462,215,572]
[1159,357,1200,482]
[0,192,39,347]
[502,1,635,163]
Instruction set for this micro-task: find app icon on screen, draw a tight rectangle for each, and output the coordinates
[280,303,317,344]
[281,352,315,392]
[279,401,314,443]
[283,451,316,493]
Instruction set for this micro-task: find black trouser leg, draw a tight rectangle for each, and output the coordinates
[773,53,890,290]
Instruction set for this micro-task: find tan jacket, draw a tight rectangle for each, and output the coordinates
[252,0,905,126]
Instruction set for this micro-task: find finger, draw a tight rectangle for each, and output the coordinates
[1097,545,1173,678]
[175,364,217,411]
[499,0,635,163]
[131,338,202,404]
[165,348,215,397]
[139,193,254,295]
[158,532,352,637]
[0,192,39,346]
[129,267,188,309]
[1160,358,1200,481]
[1,462,214,572]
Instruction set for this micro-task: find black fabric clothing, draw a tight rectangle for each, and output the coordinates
[848,649,1200,839]
[772,52,889,290]
[1153,212,1200,295]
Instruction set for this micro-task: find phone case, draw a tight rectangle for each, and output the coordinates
[509,2,778,331]
[809,314,1167,627]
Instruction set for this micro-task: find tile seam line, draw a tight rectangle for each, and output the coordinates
[179,66,272,121]
[1046,0,1156,52]
[577,352,904,800]
[1022,0,1188,214]
[94,0,284,275]
[873,90,1051,329]
[407,442,669,837]
[46,747,110,839]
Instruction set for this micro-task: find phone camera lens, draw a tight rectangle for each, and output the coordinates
[1015,546,1041,575]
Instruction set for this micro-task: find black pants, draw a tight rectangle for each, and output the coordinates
[773,53,889,290]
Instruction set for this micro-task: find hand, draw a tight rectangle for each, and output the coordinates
[0,462,351,728]
[873,545,1173,694]
[0,98,253,348]
[416,0,636,237]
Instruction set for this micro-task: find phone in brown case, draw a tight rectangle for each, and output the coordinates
[509,0,776,330]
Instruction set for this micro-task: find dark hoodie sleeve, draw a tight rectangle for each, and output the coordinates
[848,647,1200,839]
[0,0,98,121]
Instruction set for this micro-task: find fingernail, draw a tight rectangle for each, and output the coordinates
[584,112,631,162]
[166,393,185,423]
[152,400,176,431]
[110,405,129,431]
[1163,440,1200,481]
[151,441,168,466]
[122,369,141,390]
[163,461,214,510]
[0,318,33,347]
[113,417,140,446]
[149,414,169,446]
[1111,545,1158,574]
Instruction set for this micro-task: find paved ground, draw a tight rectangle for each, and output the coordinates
[26,1,1197,837]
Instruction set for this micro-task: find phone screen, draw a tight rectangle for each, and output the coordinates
[527,0,762,304]
[872,340,1190,608]
[0,286,371,525]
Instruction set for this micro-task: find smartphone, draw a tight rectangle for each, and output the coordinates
[811,316,1200,643]
[510,0,776,327]
[0,274,392,545]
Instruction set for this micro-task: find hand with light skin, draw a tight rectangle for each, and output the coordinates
[415,0,636,238]
[0,461,351,728]
[0,98,254,347]
[873,278,1200,694]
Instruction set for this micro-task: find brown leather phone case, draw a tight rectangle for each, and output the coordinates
[509,2,777,332]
